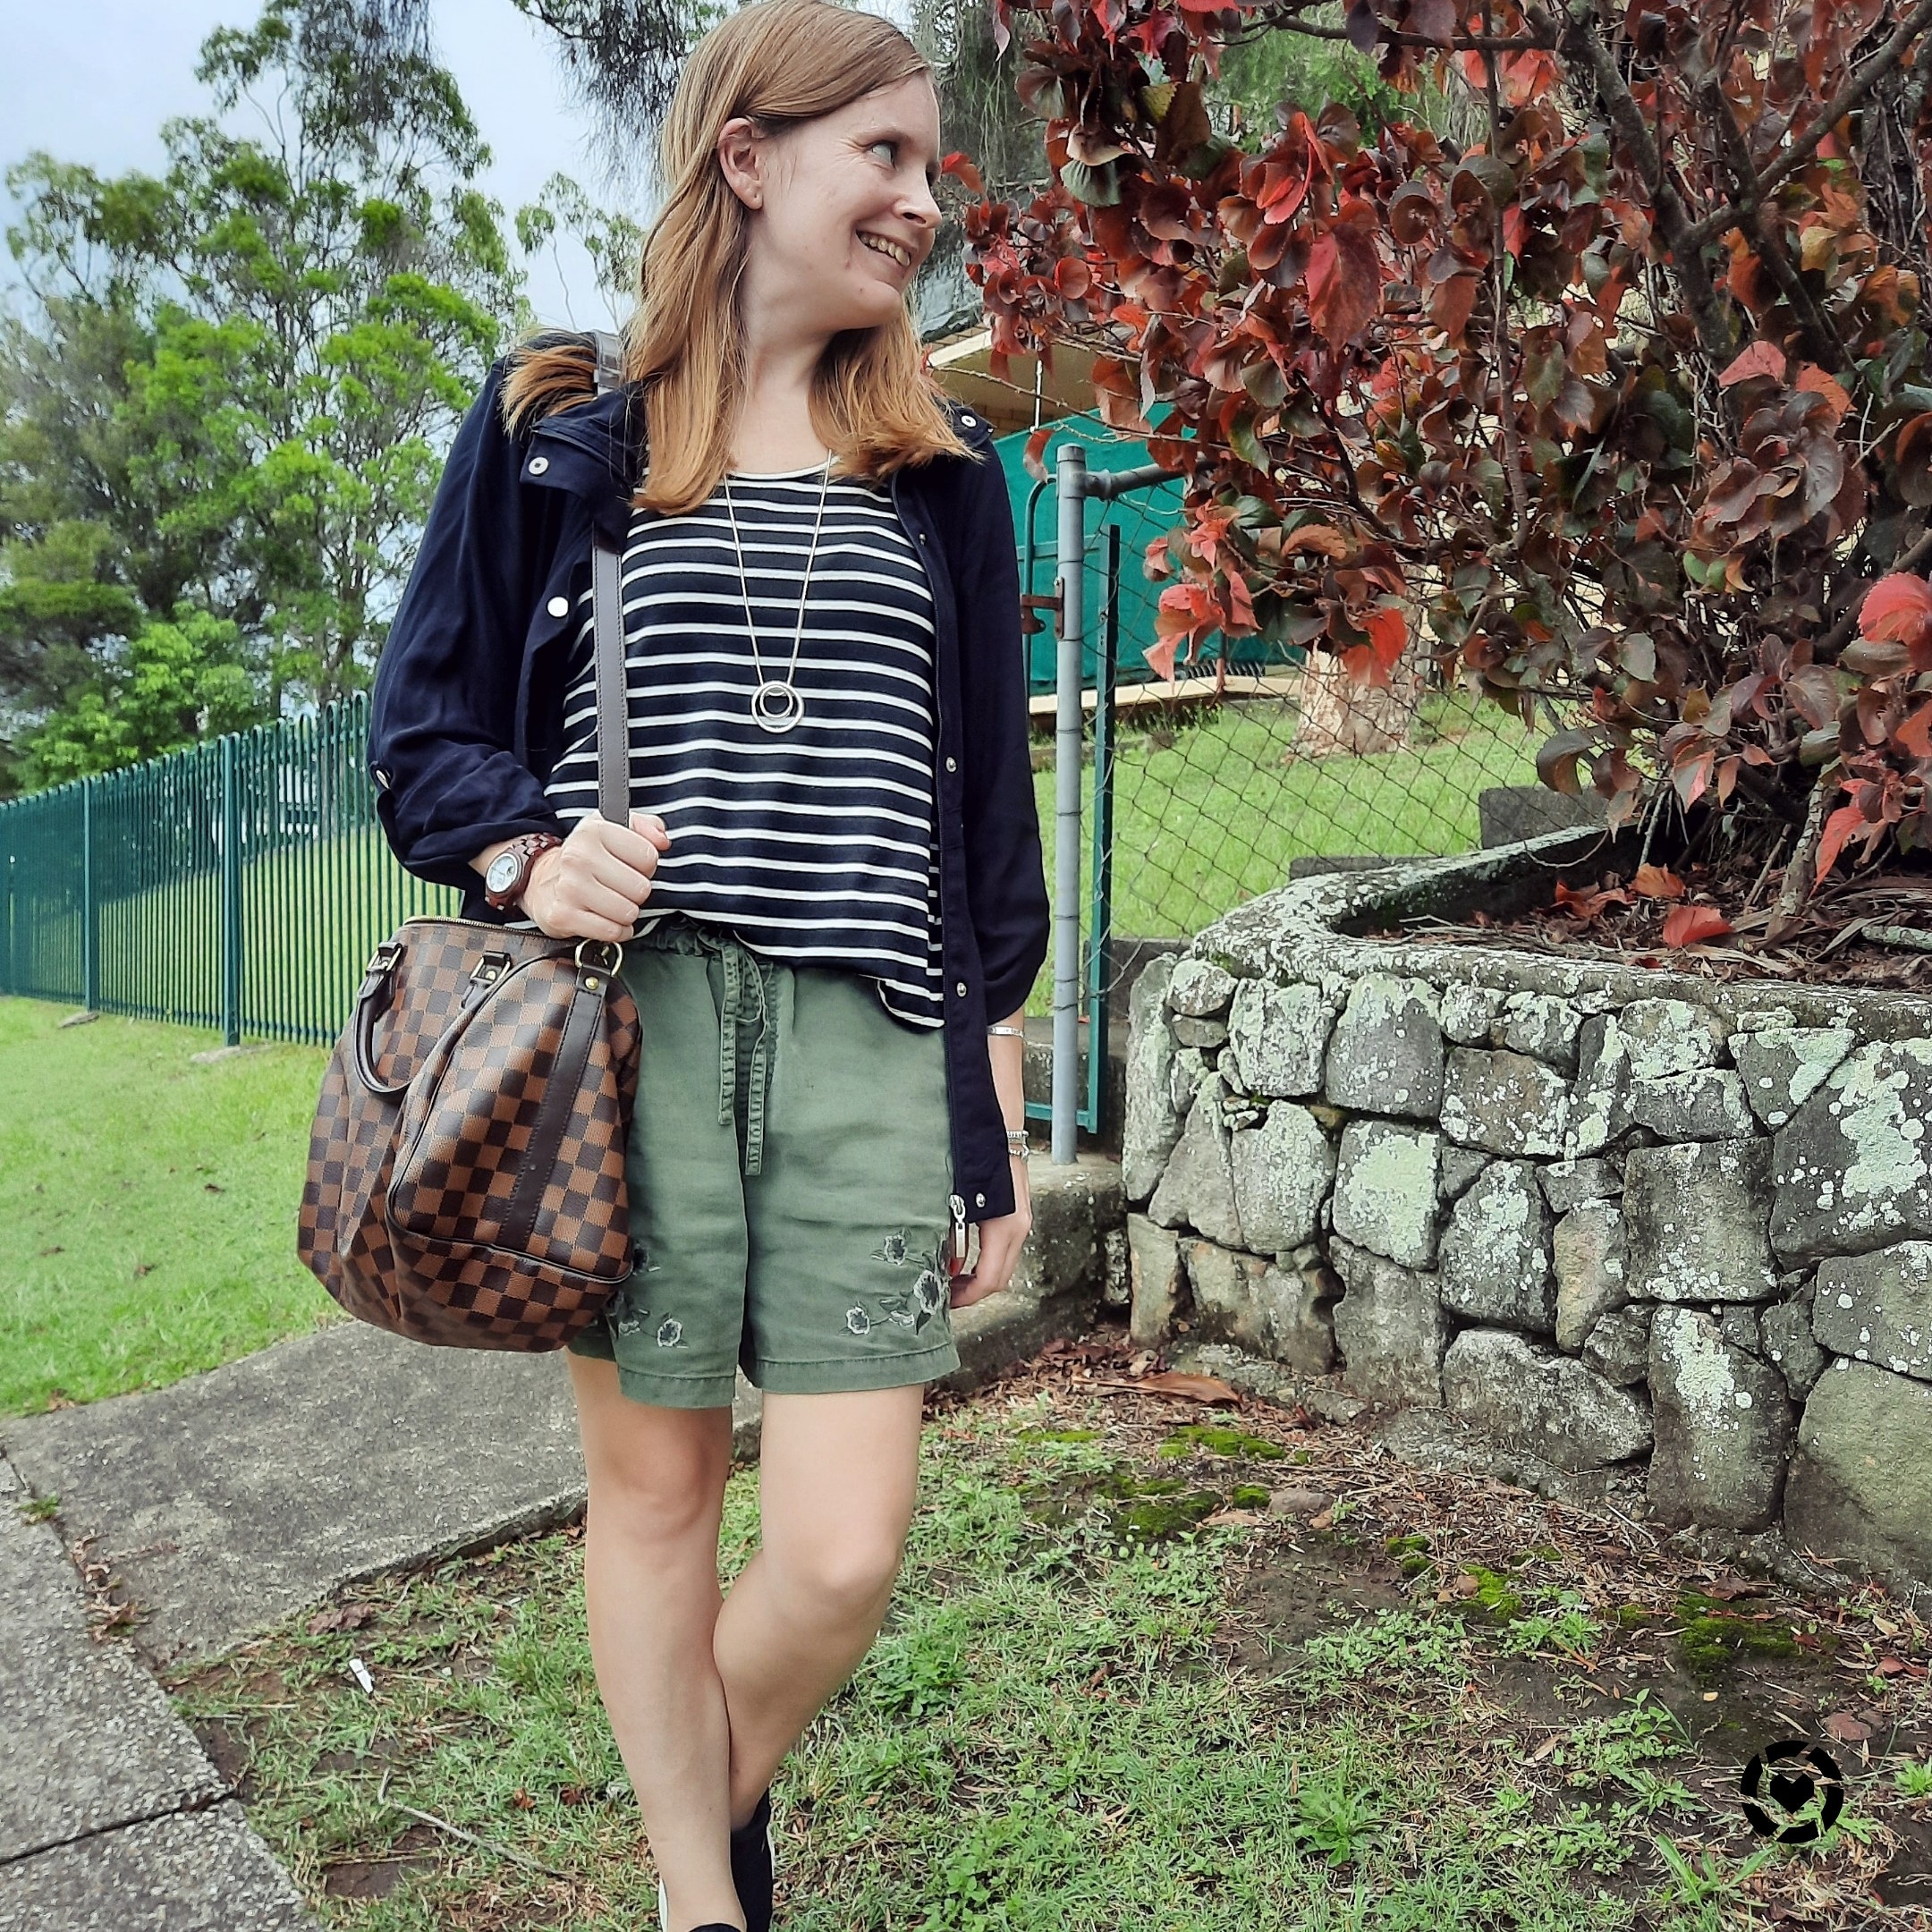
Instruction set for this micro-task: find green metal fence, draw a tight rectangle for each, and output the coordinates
[0,692,457,1046]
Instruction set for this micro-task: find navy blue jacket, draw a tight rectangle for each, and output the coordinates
[368,343,1049,1223]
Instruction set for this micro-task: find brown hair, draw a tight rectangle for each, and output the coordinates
[500,0,972,512]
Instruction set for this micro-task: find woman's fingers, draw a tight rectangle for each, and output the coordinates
[950,1214,1030,1306]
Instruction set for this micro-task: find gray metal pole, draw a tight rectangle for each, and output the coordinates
[1050,441,1087,1165]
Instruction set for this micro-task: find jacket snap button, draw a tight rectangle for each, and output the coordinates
[528,455,549,475]
[945,756,957,773]
[974,1192,986,1208]
[954,981,967,997]
[962,413,977,427]
[547,596,570,617]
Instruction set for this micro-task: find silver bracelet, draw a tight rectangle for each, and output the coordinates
[986,1024,1025,1039]
[1005,1126,1030,1156]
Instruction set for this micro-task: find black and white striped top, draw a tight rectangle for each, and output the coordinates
[521,459,945,1027]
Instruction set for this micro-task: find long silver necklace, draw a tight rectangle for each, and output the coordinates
[721,455,834,735]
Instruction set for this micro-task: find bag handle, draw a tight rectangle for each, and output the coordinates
[589,329,629,829]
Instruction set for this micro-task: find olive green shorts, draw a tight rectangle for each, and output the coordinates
[567,913,962,1407]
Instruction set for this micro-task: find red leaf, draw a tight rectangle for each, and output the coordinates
[1554,879,1631,924]
[1430,272,1479,343]
[1896,703,1932,760]
[1631,864,1687,901]
[1859,573,1932,654]
[1795,363,1852,428]
[1307,223,1382,348]
[1360,605,1407,682]
[1813,799,1870,886]
[1718,340,1787,387]
[1143,633,1182,681]
[1021,423,1054,485]
[940,151,984,199]
[1661,904,1733,947]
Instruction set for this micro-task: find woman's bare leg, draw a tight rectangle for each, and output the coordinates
[567,1353,743,1932]
[710,1384,927,1830]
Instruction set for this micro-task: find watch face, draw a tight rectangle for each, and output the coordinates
[486,849,521,894]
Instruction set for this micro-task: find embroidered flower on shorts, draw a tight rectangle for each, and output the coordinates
[851,1229,953,1337]
[614,1308,647,1338]
[656,1317,683,1348]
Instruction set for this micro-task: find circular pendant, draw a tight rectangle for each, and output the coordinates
[750,680,805,733]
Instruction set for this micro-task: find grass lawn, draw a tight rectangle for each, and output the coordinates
[0,995,339,1416]
[166,1343,1932,1931]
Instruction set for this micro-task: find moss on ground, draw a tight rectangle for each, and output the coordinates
[1672,1592,1802,1679]
[1158,1423,1288,1461]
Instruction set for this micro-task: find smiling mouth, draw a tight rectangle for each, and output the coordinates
[859,231,913,269]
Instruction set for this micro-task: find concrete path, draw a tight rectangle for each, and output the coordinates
[0,1151,1123,1928]
[0,1454,314,1931]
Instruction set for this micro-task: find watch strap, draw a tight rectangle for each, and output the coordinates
[486,832,562,911]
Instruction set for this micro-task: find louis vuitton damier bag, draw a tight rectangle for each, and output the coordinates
[297,330,641,1350]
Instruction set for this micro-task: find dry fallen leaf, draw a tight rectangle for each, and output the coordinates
[1822,1710,1871,1744]
[307,1603,377,1635]
[1631,863,1687,901]
[1135,1370,1242,1404]
[1201,1507,1267,1528]
[1267,1487,1329,1517]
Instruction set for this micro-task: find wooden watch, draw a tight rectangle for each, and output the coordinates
[482,833,564,911]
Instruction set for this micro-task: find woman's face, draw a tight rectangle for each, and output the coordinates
[720,75,944,341]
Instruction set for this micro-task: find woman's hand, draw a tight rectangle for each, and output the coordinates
[949,1153,1032,1310]
[521,812,672,941]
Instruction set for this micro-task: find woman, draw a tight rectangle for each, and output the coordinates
[367,2,1049,1927]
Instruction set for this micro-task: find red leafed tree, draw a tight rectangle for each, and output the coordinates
[951,0,1932,911]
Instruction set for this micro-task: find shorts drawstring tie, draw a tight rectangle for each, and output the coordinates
[717,940,775,1176]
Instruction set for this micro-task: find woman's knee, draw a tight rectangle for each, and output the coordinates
[767,1525,907,1621]
[573,1370,733,1542]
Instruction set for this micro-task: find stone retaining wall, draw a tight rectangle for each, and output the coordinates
[1123,830,1932,1588]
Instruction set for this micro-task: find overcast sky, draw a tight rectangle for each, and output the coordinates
[0,0,657,326]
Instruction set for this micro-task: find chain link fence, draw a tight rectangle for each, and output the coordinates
[1013,420,1582,1138]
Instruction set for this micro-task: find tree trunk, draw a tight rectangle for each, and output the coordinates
[1292,651,1424,758]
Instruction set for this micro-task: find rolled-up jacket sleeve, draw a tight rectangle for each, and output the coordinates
[953,436,1050,1019]
[369,360,568,892]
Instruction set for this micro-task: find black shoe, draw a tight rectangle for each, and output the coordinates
[728,1786,775,1932]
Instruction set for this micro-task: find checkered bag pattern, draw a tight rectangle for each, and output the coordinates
[298,916,641,1351]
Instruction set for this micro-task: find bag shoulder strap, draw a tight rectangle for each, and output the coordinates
[589,330,628,826]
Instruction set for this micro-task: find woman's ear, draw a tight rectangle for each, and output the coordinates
[716,114,765,211]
